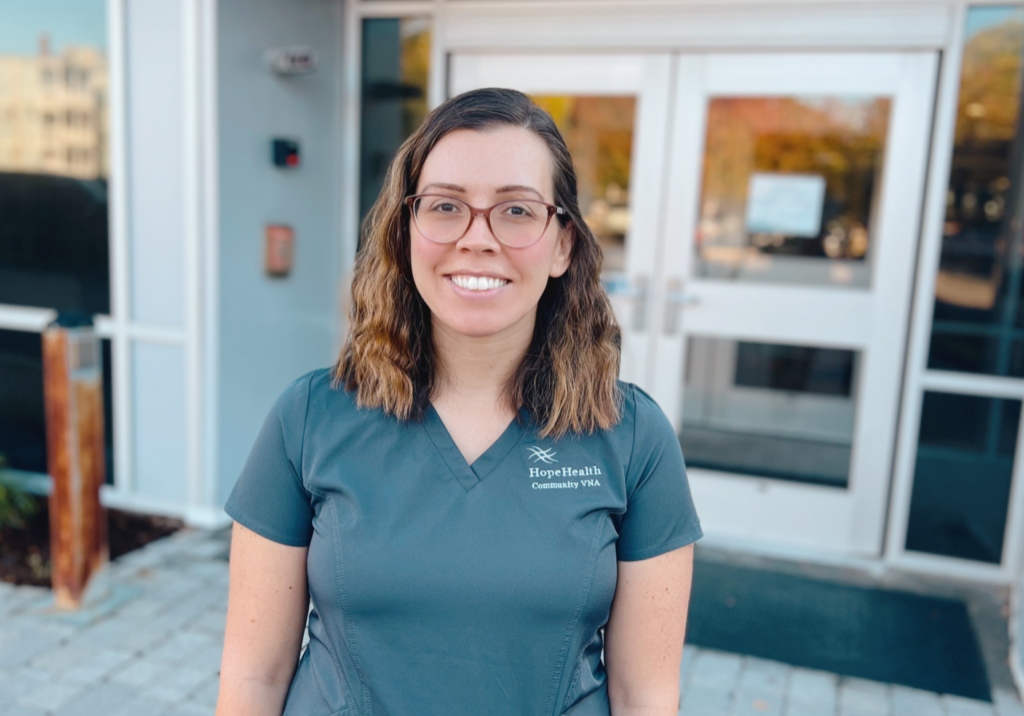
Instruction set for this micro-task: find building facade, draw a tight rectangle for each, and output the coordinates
[0,41,109,180]
[1,0,1024,690]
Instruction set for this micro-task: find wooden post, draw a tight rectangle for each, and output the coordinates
[41,316,109,610]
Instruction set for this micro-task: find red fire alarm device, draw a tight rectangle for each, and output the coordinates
[265,224,294,277]
[272,138,300,168]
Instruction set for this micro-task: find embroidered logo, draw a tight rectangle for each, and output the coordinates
[527,446,558,464]
[528,462,603,489]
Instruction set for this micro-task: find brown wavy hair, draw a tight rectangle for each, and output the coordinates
[334,88,621,437]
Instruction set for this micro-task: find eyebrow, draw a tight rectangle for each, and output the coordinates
[419,182,546,200]
[421,182,466,193]
[495,184,544,200]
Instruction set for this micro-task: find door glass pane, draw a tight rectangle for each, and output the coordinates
[0,4,110,315]
[697,97,891,289]
[906,392,1019,564]
[681,336,857,487]
[927,8,1024,377]
[359,17,431,234]
[530,96,636,279]
[0,329,46,475]
[0,330,114,485]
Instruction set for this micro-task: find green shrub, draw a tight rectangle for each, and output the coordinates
[0,455,40,530]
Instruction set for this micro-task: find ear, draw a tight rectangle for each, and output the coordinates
[549,224,575,278]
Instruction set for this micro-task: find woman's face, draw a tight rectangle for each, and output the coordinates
[410,127,572,341]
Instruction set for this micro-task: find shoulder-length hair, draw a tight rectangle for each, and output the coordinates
[334,88,621,438]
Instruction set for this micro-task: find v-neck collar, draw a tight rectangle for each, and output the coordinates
[421,405,531,492]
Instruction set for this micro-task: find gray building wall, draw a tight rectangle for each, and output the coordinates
[216,0,342,503]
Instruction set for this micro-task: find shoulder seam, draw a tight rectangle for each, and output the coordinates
[294,370,317,496]
[623,384,639,493]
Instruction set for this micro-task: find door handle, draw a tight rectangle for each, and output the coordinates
[667,291,701,306]
[663,278,699,335]
[603,274,648,331]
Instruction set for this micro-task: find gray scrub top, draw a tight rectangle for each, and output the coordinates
[225,368,702,716]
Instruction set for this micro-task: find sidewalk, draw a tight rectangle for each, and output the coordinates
[678,649,1024,716]
[0,527,1021,716]
[0,529,229,716]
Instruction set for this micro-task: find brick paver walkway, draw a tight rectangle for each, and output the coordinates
[0,529,228,716]
[0,527,1021,716]
[678,648,1024,716]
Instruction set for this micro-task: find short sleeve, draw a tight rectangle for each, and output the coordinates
[616,386,703,561]
[224,372,316,547]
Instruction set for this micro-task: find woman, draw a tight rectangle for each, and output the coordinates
[217,88,701,716]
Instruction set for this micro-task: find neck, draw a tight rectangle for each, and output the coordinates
[431,314,535,407]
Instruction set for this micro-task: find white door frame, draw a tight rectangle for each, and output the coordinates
[887,5,1024,584]
[648,52,938,557]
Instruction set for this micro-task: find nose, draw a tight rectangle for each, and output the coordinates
[455,209,502,253]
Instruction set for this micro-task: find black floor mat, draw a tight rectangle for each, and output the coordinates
[685,560,991,701]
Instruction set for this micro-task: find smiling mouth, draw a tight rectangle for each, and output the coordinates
[449,275,509,291]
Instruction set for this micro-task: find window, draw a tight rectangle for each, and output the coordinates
[359,17,431,237]
[907,7,1024,564]
[0,0,112,480]
[0,329,114,484]
[0,12,110,315]
[927,8,1024,376]
[907,392,1019,563]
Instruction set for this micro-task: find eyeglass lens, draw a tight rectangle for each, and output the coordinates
[411,196,550,247]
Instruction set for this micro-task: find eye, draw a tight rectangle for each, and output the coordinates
[427,199,464,214]
[501,202,538,219]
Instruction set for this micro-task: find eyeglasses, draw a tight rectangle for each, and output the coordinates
[405,194,566,249]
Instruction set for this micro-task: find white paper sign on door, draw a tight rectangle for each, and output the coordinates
[745,173,826,238]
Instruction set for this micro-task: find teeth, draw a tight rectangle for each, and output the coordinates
[451,275,508,291]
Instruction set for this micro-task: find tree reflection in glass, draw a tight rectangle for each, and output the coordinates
[697,96,891,289]
[530,96,636,278]
[928,8,1024,377]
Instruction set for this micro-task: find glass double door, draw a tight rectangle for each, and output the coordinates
[450,51,938,556]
